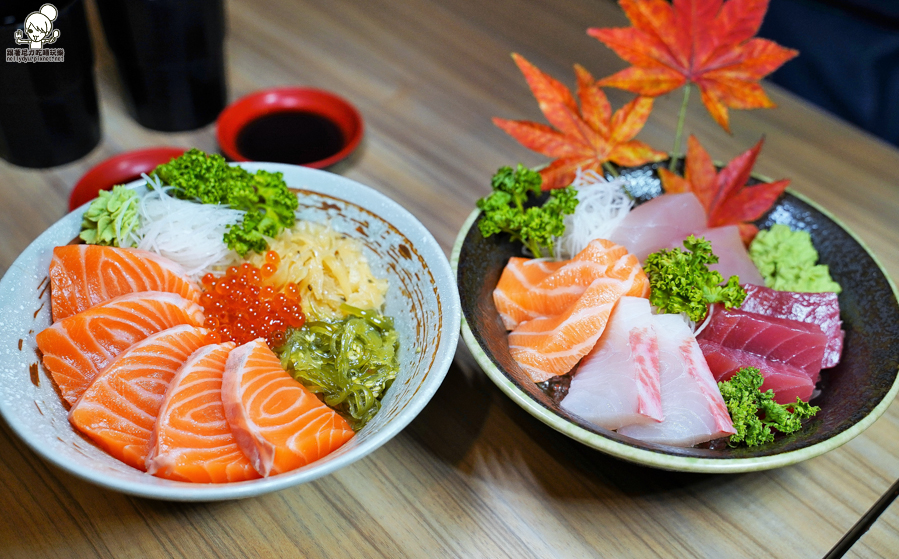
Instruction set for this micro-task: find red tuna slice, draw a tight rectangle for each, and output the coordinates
[698,340,814,404]
[740,284,843,368]
[608,192,707,262]
[697,306,827,380]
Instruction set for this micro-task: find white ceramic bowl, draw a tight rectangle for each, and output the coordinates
[0,163,460,501]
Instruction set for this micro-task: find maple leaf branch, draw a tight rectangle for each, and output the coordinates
[670,83,691,171]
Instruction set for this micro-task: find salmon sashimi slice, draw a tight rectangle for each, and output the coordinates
[561,297,663,430]
[493,239,647,330]
[221,339,354,477]
[493,258,566,329]
[504,239,650,382]
[50,245,201,322]
[36,292,205,405]
[69,325,217,471]
[146,342,261,483]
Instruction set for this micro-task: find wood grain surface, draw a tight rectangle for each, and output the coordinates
[1,0,897,557]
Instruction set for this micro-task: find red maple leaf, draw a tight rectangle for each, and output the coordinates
[659,134,789,244]
[493,53,667,190]
[589,0,798,132]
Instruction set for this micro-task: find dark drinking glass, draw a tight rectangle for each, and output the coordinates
[0,0,101,168]
[95,0,226,132]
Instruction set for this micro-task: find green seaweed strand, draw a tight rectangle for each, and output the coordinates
[276,304,399,430]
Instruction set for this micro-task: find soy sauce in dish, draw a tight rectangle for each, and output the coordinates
[235,111,345,165]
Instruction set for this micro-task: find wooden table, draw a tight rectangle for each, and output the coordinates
[2,0,897,557]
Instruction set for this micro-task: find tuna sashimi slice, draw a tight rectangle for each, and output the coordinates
[740,284,843,368]
[674,226,765,286]
[69,325,217,470]
[698,339,814,405]
[608,192,707,261]
[50,245,201,322]
[36,291,205,405]
[506,240,649,383]
[561,297,663,430]
[618,315,736,447]
[146,342,261,483]
[221,340,354,477]
[697,307,827,379]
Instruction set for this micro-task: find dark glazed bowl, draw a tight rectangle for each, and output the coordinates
[451,162,899,472]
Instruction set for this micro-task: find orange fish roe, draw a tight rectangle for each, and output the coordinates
[200,252,305,347]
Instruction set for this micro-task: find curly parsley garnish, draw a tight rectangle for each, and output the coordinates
[476,164,578,259]
[644,235,746,323]
[150,148,298,256]
[718,367,820,447]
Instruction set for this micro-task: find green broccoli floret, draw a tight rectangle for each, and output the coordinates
[476,164,578,259]
[150,149,298,256]
[718,367,820,447]
[644,235,747,323]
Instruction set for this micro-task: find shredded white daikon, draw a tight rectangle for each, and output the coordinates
[553,169,634,260]
[135,175,245,280]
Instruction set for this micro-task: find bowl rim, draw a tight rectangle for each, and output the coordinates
[1,162,460,500]
[216,87,364,169]
[451,186,899,473]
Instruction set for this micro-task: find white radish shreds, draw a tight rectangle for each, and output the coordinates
[554,169,634,260]
[135,178,245,280]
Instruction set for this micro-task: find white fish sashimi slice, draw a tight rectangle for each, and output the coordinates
[561,297,663,430]
[618,314,736,447]
[608,192,707,261]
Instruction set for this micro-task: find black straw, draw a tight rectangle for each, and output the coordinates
[823,476,899,558]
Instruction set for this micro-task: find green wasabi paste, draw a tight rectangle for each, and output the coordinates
[276,304,399,430]
[748,224,841,293]
[79,185,140,247]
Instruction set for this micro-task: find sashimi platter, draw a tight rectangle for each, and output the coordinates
[454,161,899,472]
[0,151,460,500]
[453,18,899,472]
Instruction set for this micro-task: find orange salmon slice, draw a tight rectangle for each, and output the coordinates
[493,239,647,330]
[500,239,650,382]
[69,325,217,471]
[50,245,201,322]
[147,342,261,483]
[222,339,354,477]
[36,291,205,405]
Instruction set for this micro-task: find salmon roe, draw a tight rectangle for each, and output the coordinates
[200,252,305,347]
